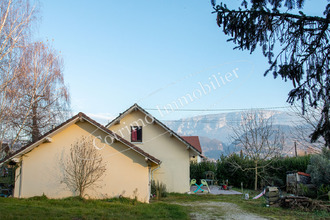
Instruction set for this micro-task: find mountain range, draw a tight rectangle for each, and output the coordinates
[164,110,302,160]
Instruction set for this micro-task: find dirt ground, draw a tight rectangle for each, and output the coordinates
[173,201,269,220]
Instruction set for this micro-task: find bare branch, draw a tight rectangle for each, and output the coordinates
[229,110,285,190]
[62,136,107,197]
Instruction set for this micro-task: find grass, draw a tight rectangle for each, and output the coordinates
[0,192,329,219]
[0,196,189,220]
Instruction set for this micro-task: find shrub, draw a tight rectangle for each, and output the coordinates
[151,180,167,200]
[298,183,317,198]
[267,155,310,189]
[262,175,284,188]
[306,148,330,200]
[317,184,330,200]
[190,161,216,183]
[216,154,255,189]
[306,148,330,188]
[190,154,311,190]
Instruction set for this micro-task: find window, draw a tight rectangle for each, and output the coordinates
[131,126,142,142]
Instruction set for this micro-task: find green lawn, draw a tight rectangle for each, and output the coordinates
[0,196,188,220]
[0,193,328,219]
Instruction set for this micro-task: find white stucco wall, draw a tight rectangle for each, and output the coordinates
[109,110,191,193]
[13,121,152,203]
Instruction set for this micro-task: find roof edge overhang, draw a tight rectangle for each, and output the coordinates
[0,112,161,166]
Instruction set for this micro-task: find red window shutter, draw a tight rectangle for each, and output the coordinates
[131,128,137,141]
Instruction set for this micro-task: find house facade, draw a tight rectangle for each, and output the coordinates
[0,113,160,203]
[107,104,201,193]
[0,104,201,201]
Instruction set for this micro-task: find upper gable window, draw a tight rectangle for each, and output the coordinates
[131,126,142,142]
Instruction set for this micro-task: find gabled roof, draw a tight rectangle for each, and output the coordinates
[106,104,202,155]
[181,136,202,154]
[0,112,161,166]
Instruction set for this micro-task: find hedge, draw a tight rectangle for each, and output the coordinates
[190,154,311,190]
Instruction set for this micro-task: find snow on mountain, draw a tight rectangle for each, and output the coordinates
[163,110,300,159]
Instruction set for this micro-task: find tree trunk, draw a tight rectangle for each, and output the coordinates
[32,103,40,142]
[254,160,258,191]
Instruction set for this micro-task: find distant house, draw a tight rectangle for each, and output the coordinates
[181,136,205,163]
[0,112,160,203]
[107,104,201,193]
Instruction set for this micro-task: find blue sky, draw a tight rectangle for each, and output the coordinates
[36,0,326,123]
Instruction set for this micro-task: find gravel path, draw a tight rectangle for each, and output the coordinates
[173,201,269,220]
[190,186,243,195]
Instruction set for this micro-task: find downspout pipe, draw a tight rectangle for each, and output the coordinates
[151,165,160,181]
[149,165,160,200]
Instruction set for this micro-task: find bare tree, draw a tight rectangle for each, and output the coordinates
[62,136,107,197]
[0,0,35,63]
[10,41,70,142]
[230,110,284,190]
[0,0,36,150]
